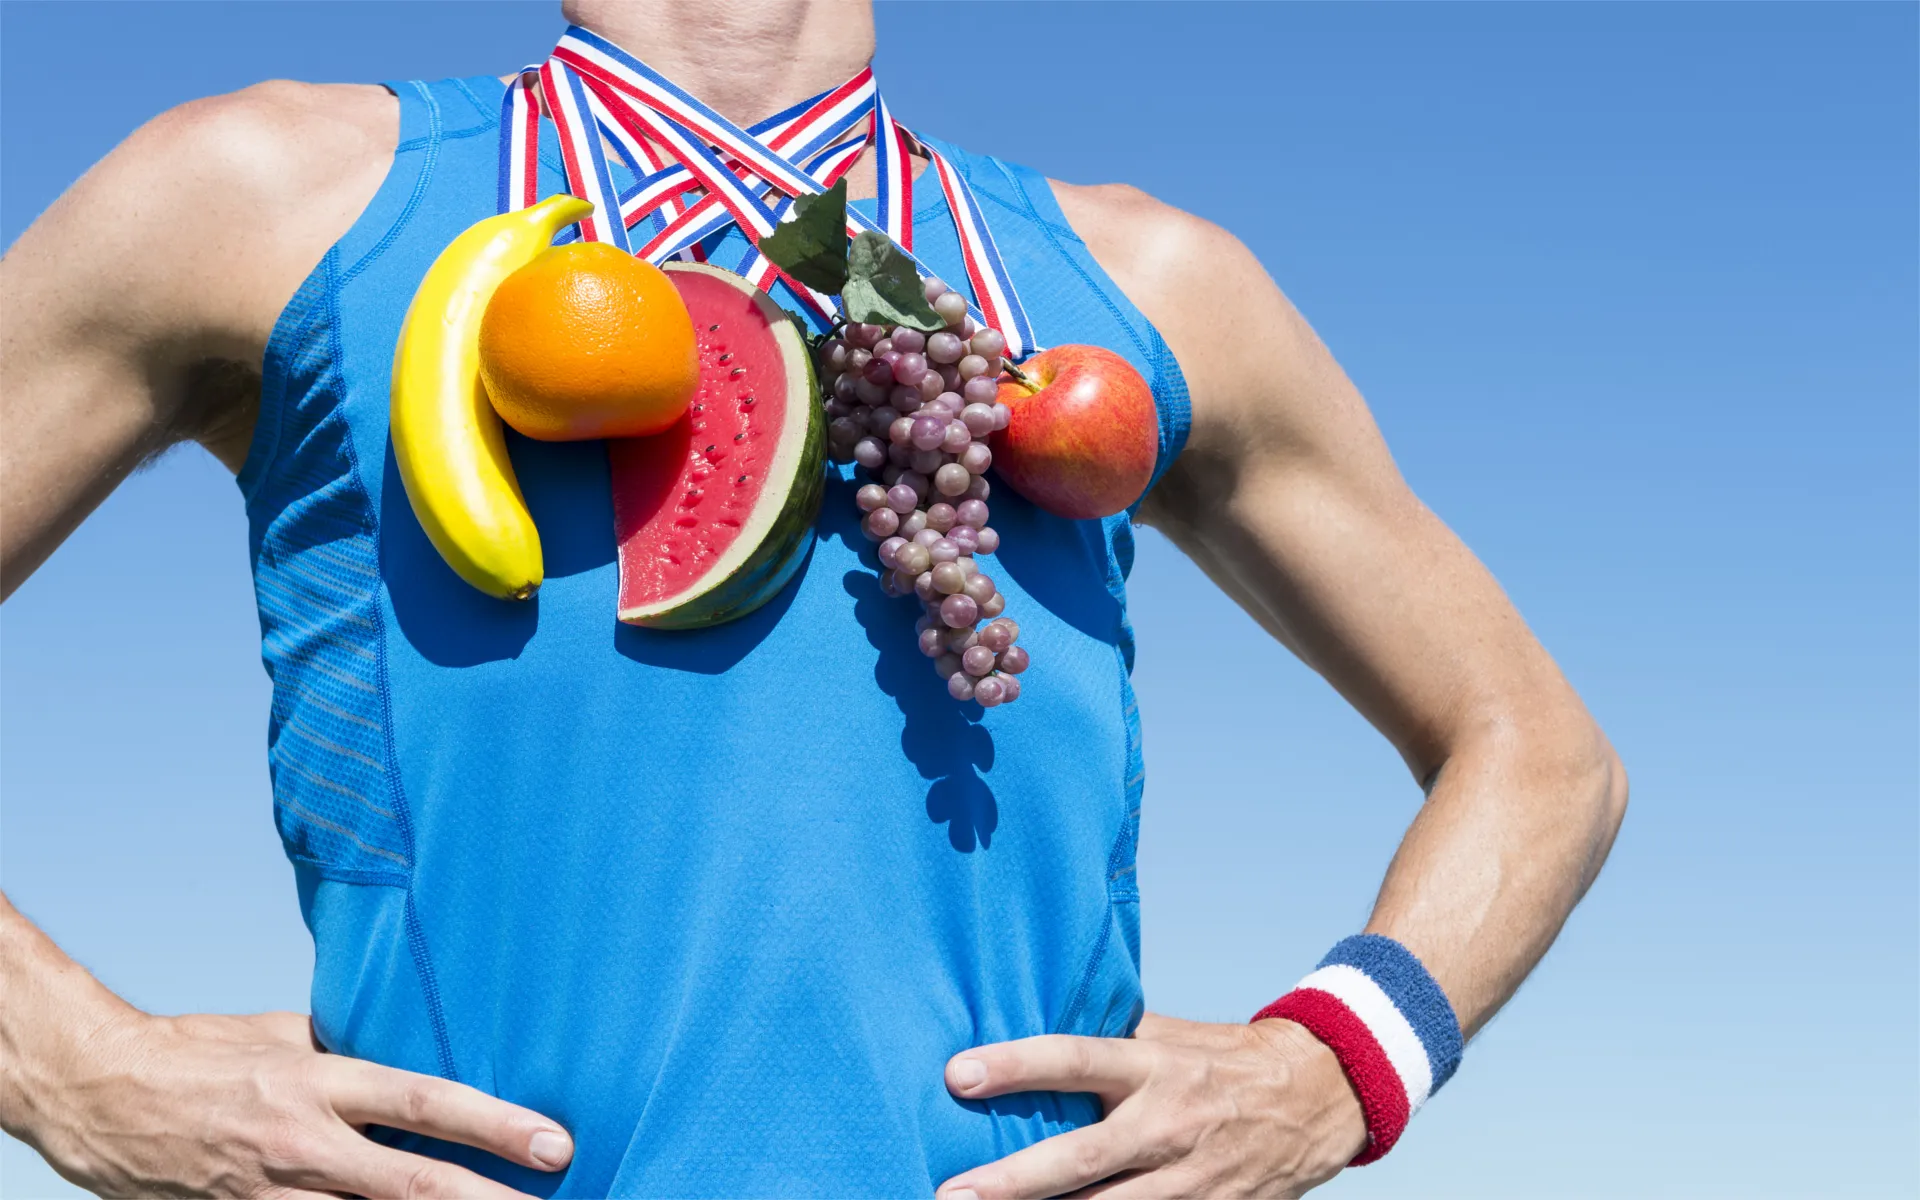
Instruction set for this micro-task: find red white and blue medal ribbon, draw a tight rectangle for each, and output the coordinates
[503,52,864,318]
[930,150,1030,360]
[872,90,913,250]
[496,25,1037,356]
[498,69,542,216]
[539,59,636,254]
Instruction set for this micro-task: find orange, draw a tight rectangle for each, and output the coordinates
[478,241,700,441]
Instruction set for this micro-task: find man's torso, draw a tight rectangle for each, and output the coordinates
[235,75,1188,1195]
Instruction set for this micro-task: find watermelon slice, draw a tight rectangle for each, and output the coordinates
[610,264,824,629]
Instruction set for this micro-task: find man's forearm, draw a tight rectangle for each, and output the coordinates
[0,890,137,1144]
[1362,720,1627,1037]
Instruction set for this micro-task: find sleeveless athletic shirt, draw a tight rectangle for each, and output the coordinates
[242,77,1190,1197]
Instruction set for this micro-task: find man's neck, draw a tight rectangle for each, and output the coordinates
[562,0,875,125]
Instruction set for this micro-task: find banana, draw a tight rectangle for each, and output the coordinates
[390,195,594,600]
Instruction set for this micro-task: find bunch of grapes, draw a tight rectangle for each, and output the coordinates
[815,280,1029,707]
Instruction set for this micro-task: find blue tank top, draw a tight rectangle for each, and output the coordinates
[241,76,1190,1197]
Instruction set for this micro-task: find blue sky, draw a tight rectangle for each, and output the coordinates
[2,3,1913,1197]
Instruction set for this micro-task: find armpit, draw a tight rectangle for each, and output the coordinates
[169,357,260,474]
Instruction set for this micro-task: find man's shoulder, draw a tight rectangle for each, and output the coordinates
[1,80,401,468]
[149,80,394,161]
[1044,180,1275,376]
[124,81,396,216]
[1048,179,1201,239]
[33,80,398,291]
[30,81,399,346]
[1047,180,1259,307]
[1040,178,1318,512]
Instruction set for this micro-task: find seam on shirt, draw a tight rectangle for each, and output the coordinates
[960,149,1186,499]
[1056,658,1146,1036]
[322,297,460,1075]
[342,80,441,288]
[1138,326,1194,506]
[396,120,495,153]
[238,246,327,508]
[449,76,505,127]
[1053,902,1113,1037]
[991,164,1152,363]
[983,157,1193,501]
[405,891,460,1082]
[320,256,460,1083]
[292,860,410,888]
[1056,815,1143,1039]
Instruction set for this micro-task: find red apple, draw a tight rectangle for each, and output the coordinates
[991,345,1158,520]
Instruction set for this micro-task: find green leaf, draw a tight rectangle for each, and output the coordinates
[757,179,849,295]
[789,310,822,352]
[843,230,944,331]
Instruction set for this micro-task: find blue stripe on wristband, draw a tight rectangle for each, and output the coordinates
[1318,934,1463,1092]
[1253,934,1465,1164]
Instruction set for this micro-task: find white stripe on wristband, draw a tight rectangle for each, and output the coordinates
[1252,934,1463,1164]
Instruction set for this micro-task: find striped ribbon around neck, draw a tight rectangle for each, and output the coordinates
[497,25,1035,354]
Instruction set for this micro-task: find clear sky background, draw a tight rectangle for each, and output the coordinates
[2,3,1913,1197]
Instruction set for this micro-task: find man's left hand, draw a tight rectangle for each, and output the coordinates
[936,1013,1366,1199]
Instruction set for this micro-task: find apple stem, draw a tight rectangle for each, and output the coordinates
[1001,358,1041,394]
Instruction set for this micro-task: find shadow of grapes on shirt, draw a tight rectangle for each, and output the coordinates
[979,486,1125,648]
[827,476,999,852]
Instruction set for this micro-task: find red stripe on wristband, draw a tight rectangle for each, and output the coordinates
[1254,988,1410,1165]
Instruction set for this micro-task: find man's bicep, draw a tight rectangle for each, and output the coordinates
[0,139,200,596]
[1173,446,1546,775]
[1137,250,1552,777]
[1054,179,1563,772]
[1152,343,1579,783]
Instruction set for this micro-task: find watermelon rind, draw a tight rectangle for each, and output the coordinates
[617,264,824,630]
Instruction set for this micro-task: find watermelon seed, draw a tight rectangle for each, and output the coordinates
[719,353,733,364]
[737,474,748,484]
[708,323,721,332]
[733,432,745,441]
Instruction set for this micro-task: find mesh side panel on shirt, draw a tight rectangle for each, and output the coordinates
[249,252,410,880]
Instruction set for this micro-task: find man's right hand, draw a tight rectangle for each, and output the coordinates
[0,891,571,1200]
[11,1005,573,1199]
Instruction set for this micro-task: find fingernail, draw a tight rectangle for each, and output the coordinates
[946,1189,979,1200]
[530,1129,572,1169]
[951,1057,988,1091]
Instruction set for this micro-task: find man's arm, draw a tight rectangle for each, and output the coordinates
[0,80,392,593]
[1,83,577,1197]
[1109,184,1626,1031]
[935,185,1626,1198]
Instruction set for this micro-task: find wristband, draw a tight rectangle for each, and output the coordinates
[1252,934,1463,1164]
